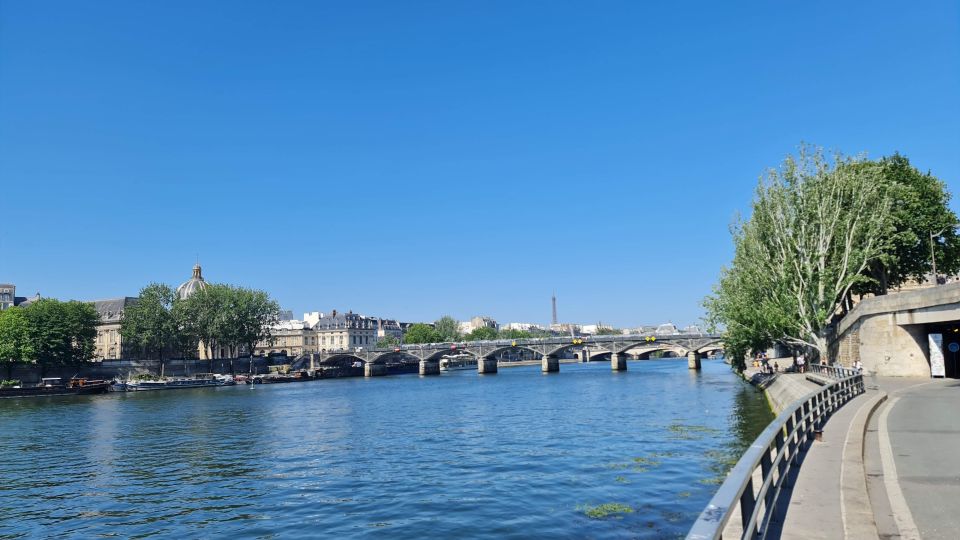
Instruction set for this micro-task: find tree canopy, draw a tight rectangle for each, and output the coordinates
[6,299,100,364]
[858,153,960,294]
[465,326,498,341]
[594,326,621,335]
[705,145,895,368]
[433,316,461,341]
[173,284,280,358]
[121,281,280,360]
[120,283,177,360]
[0,307,34,363]
[403,323,442,344]
[376,336,401,349]
[498,328,533,340]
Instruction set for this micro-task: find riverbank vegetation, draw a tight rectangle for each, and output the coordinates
[705,145,959,369]
[401,318,543,344]
[0,299,99,369]
[120,282,280,361]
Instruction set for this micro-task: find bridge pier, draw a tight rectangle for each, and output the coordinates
[364,362,387,377]
[541,355,559,373]
[419,360,440,376]
[687,351,701,370]
[611,352,627,371]
[477,357,498,374]
[581,348,590,363]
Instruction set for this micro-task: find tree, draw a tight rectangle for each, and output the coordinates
[433,316,461,341]
[121,283,176,360]
[0,307,34,379]
[594,326,621,335]
[20,299,98,366]
[229,286,281,359]
[176,284,230,359]
[499,328,532,340]
[170,299,201,359]
[176,284,279,359]
[403,323,442,344]
[376,336,401,349]
[63,301,98,363]
[465,326,498,341]
[705,145,893,367]
[857,154,960,294]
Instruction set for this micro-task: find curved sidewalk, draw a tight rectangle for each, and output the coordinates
[775,381,879,540]
[773,375,957,539]
[868,377,960,540]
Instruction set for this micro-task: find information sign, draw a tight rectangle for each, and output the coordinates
[929,333,945,378]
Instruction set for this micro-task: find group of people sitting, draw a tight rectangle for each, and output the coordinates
[752,351,863,375]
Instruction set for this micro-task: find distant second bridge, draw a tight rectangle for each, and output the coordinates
[297,333,724,376]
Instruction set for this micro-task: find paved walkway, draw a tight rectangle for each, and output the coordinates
[767,375,959,539]
[870,377,960,540]
[778,386,875,540]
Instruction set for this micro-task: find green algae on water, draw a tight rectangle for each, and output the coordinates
[579,503,635,519]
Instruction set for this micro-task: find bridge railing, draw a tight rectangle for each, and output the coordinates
[686,368,864,540]
[808,363,860,379]
[370,332,722,353]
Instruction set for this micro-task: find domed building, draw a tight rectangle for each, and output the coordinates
[177,264,208,300]
[176,264,218,360]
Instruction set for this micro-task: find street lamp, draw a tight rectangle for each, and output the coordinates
[930,226,957,285]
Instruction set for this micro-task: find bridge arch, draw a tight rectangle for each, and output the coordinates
[370,351,422,365]
[695,341,725,356]
[480,345,544,361]
[544,342,612,358]
[622,345,690,359]
[420,348,480,363]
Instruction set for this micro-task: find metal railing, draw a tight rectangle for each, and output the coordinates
[808,363,861,379]
[687,365,864,539]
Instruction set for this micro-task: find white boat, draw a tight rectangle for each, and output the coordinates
[439,354,478,371]
[124,375,232,391]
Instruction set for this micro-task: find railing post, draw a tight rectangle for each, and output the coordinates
[761,445,774,512]
[740,477,757,537]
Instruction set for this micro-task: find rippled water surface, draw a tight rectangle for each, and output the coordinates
[0,359,772,539]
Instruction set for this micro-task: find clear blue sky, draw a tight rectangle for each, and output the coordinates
[1,1,958,328]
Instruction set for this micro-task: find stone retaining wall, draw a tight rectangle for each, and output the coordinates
[1,357,279,384]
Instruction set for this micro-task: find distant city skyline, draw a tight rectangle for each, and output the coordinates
[2,1,958,328]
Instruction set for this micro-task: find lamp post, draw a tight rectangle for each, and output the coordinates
[930,226,955,285]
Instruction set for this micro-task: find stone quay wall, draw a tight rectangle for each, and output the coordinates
[2,357,278,384]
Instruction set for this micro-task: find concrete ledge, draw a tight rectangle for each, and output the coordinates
[841,391,889,540]
[837,281,960,336]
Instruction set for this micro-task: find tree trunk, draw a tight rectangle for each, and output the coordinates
[812,334,829,365]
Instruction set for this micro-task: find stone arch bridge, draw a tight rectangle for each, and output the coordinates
[303,333,723,376]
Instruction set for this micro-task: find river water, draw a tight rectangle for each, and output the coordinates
[0,359,772,539]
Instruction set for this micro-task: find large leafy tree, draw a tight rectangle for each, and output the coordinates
[433,316,461,341]
[21,299,98,365]
[858,154,960,294]
[705,145,894,367]
[594,326,621,335]
[465,326,498,341]
[176,284,229,358]
[376,336,401,349]
[403,323,442,344]
[176,284,279,358]
[498,328,532,340]
[64,301,99,362]
[120,283,176,360]
[229,286,281,358]
[0,308,34,378]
